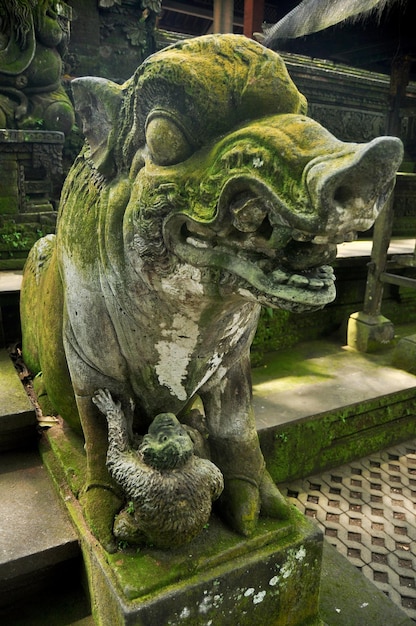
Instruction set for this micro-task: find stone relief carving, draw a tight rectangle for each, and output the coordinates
[0,0,74,134]
[309,104,386,143]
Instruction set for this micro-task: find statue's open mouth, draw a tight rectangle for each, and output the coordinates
[164,187,344,312]
[160,127,403,312]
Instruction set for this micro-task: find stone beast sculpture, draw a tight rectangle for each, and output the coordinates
[92,388,224,549]
[20,34,403,550]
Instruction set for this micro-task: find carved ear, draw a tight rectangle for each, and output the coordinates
[71,77,123,178]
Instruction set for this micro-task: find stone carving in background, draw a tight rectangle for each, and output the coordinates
[0,1,75,268]
[0,0,74,133]
[20,34,403,550]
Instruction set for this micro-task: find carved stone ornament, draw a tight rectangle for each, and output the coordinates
[20,34,403,551]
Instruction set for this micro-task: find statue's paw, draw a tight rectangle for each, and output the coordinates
[259,470,291,520]
[218,477,261,537]
[92,388,120,416]
[113,509,146,546]
[80,484,123,553]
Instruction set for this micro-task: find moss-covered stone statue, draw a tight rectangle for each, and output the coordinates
[20,34,403,551]
[0,0,74,133]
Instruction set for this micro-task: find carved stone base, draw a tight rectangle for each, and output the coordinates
[347,311,395,352]
[40,422,323,626]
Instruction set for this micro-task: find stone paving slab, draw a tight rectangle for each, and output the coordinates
[320,539,414,626]
[281,439,416,623]
[252,334,416,430]
[0,348,37,450]
[0,449,80,606]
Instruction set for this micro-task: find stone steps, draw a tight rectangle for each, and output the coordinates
[0,450,82,606]
[0,348,93,623]
[253,322,416,485]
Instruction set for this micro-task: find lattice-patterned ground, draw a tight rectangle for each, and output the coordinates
[280,439,416,622]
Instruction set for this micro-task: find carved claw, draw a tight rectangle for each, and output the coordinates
[219,470,290,536]
[218,477,261,537]
[259,470,291,520]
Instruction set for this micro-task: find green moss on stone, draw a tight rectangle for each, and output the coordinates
[260,388,416,484]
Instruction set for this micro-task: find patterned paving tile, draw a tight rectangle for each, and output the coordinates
[281,439,416,622]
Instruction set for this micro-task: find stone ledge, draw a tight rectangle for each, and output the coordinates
[0,349,36,451]
[0,271,22,294]
[0,450,80,607]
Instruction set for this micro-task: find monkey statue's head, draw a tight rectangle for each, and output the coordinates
[139,413,194,470]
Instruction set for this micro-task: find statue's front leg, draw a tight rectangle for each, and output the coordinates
[200,352,290,536]
[75,392,123,552]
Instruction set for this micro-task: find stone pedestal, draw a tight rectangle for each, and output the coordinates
[347,311,395,352]
[40,422,324,626]
[392,334,416,374]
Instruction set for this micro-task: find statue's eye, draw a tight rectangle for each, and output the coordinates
[146,113,193,166]
[159,434,169,443]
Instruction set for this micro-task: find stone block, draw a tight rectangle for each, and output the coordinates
[0,450,79,606]
[392,334,416,374]
[0,159,19,215]
[347,311,395,352]
[41,423,324,626]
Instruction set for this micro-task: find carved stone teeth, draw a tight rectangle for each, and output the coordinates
[271,265,334,290]
[271,268,290,283]
[316,265,335,280]
[312,230,359,244]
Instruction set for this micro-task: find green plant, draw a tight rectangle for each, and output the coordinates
[126,500,135,515]
[0,230,30,250]
[277,432,289,443]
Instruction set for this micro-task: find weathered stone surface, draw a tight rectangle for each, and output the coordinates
[0,2,74,134]
[347,311,395,352]
[392,333,416,374]
[253,325,416,483]
[0,130,64,268]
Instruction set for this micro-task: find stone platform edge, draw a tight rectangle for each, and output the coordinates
[259,387,416,485]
